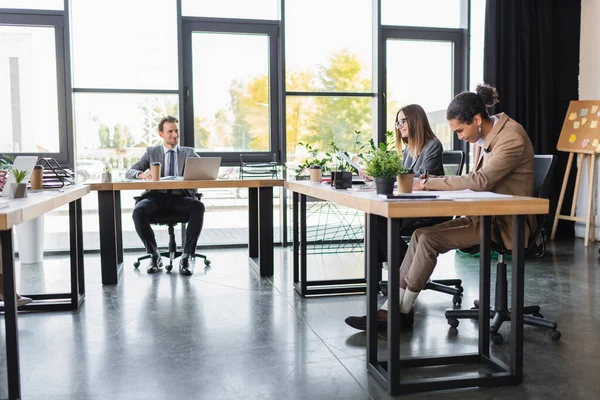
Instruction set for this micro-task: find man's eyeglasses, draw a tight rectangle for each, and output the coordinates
[395,118,408,129]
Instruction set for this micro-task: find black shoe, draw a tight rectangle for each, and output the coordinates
[179,257,193,276]
[345,308,414,331]
[147,256,163,274]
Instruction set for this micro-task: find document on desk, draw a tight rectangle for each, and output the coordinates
[430,190,514,200]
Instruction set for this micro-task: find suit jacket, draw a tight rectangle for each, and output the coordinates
[425,113,535,249]
[403,137,445,176]
[125,145,200,198]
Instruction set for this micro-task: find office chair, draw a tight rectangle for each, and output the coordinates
[445,155,561,344]
[133,193,211,271]
[380,150,466,306]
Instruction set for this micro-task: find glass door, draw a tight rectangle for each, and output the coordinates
[182,20,280,164]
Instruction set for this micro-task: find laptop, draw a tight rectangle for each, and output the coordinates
[182,157,222,180]
[0,156,38,197]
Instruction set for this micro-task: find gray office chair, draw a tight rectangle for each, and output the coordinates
[133,193,210,271]
[380,150,467,306]
[446,155,560,343]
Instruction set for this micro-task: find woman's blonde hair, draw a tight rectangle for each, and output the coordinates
[395,104,437,158]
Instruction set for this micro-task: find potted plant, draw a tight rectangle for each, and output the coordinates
[328,130,369,189]
[308,165,322,183]
[295,142,330,180]
[364,143,410,195]
[101,164,112,183]
[10,169,28,199]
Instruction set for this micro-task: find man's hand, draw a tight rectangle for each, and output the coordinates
[413,178,425,191]
[138,171,152,180]
[358,169,374,182]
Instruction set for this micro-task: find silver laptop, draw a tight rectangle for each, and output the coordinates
[0,156,38,197]
[183,157,222,180]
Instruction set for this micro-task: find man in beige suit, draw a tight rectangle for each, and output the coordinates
[346,83,535,331]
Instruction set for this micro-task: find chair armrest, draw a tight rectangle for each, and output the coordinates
[195,193,203,201]
[134,196,142,204]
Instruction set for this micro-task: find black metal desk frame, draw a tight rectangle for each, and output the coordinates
[292,192,366,296]
[365,214,525,395]
[1,198,85,400]
[97,186,275,284]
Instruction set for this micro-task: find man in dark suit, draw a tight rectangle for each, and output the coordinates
[125,116,205,276]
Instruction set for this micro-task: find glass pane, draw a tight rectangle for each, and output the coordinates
[192,32,270,152]
[0,0,63,10]
[470,0,486,90]
[382,0,462,28]
[286,96,372,177]
[71,0,178,89]
[74,93,179,182]
[182,0,279,20]
[386,39,454,150]
[285,0,372,93]
[0,25,60,152]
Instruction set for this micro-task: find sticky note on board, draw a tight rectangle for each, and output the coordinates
[596,144,600,153]
[591,120,598,129]
[593,139,599,147]
[581,108,589,117]
[569,134,577,143]
[582,117,588,125]
[582,138,590,148]
[574,121,580,129]
[569,112,578,120]
[592,105,599,114]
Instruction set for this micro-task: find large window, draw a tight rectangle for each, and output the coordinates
[0,12,70,162]
[70,0,178,90]
[182,0,279,20]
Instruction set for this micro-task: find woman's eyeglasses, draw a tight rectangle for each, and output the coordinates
[395,118,408,129]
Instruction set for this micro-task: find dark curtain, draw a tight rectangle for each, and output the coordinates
[483,0,581,238]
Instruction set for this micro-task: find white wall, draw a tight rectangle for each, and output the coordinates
[575,0,600,239]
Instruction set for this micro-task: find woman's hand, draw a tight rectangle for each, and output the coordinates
[358,169,374,182]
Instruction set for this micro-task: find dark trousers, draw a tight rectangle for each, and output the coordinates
[132,192,205,255]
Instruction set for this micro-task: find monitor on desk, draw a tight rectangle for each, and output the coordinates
[182,157,221,180]
[0,156,38,197]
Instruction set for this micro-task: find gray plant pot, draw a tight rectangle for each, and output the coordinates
[10,183,27,199]
[101,172,112,183]
[374,177,395,195]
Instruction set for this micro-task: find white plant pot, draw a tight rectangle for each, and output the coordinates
[15,216,45,264]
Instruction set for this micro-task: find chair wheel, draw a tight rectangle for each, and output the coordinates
[204,259,211,266]
[166,264,173,272]
[456,285,464,293]
[133,261,140,268]
[448,318,459,328]
[452,295,462,306]
[533,312,544,318]
[550,330,561,341]
[492,333,504,345]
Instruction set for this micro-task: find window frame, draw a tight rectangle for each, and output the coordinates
[0,8,73,166]
[181,17,282,165]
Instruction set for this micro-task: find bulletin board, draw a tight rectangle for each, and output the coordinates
[556,100,600,154]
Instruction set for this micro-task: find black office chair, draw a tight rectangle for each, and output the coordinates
[380,150,467,306]
[445,155,561,344]
[133,193,210,271]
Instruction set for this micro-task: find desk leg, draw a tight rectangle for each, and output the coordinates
[510,215,525,381]
[69,199,85,308]
[479,216,492,357]
[386,218,402,395]
[258,187,274,276]
[98,190,121,285]
[292,192,299,284]
[366,214,380,366]
[248,188,259,259]
[1,229,21,400]
[115,191,123,264]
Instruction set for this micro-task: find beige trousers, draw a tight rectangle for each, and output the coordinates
[400,217,481,291]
